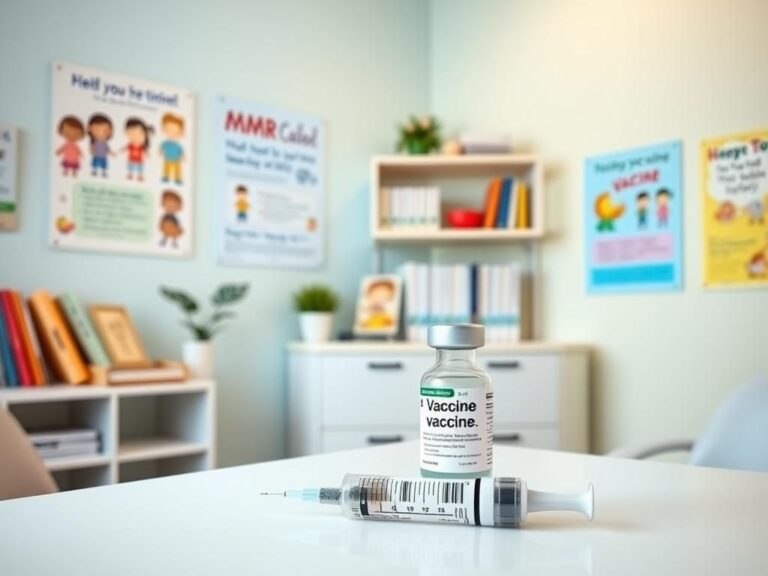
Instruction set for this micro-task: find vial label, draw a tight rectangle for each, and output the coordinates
[420,387,493,474]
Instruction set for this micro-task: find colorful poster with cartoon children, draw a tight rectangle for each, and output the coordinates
[50,62,194,257]
[701,129,768,288]
[214,95,325,269]
[584,141,683,293]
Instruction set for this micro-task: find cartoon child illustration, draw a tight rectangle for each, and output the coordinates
[122,117,153,182]
[745,198,766,225]
[656,188,672,227]
[594,191,624,232]
[55,116,85,177]
[159,113,185,185]
[234,185,249,222]
[158,190,183,248]
[361,279,396,329]
[715,201,737,223]
[746,251,767,279]
[636,191,649,229]
[87,113,114,177]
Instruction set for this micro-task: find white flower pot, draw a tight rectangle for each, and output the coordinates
[299,312,334,343]
[183,340,214,379]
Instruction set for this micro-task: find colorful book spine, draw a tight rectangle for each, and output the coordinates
[506,180,519,229]
[11,292,45,386]
[28,290,90,385]
[483,178,502,228]
[58,292,111,366]
[495,178,512,228]
[516,182,529,229]
[0,296,18,387]
[0,291,33,386]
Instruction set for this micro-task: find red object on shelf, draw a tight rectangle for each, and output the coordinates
[447,209,484,228]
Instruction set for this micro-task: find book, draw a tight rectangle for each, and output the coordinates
[19,299,49,385]
[88,361,186,385]
[0,299,16,387]
[483,178,503,228]
[36,440,99,460]
[506,180,519,229]
[58,292,111,366]
[495,178,512,228]
[11,292,45,386]
[28,428,99,445]
[28,290,90,385]
[0,291,33,387]
[516,182,529,229]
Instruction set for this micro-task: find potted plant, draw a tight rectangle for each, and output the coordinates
[294,284,338,343]
[160,283,249,378]
[396,115,441,155]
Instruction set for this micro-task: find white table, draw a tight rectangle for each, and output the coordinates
[1,442,766,575]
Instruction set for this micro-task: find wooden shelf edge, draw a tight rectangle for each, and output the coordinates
[44,454,111,472]
[118,438,209,463]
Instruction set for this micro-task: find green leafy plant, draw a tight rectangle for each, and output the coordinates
[294,284,338,313]
[396,115,441,155]
[160,283,249,341]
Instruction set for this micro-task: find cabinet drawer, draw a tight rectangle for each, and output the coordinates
[322,429,418,453]
[483,355,560,424]
[321,355,430,426]
[493,427,560,450]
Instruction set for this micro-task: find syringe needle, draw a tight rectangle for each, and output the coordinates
[259,492,287,496]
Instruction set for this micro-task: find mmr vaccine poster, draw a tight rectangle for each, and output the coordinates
[701,129,768,288]
[50,62,195,257]
[214,95,325,269]
[584,141,683,293]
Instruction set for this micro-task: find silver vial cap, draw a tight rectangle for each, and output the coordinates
[428,324,485,350]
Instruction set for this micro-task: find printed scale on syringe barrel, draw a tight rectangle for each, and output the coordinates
[354,477,475,523]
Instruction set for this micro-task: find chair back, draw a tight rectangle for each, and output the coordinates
[0,410,58,500]
[690,376,768,472]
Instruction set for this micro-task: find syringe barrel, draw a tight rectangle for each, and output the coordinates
[335,474,592,528]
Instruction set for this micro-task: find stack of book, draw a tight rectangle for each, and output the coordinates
[28,428,100,460]
[400,262,521,344]
[379,187,440,230]
[459,134,511,154]
[0,288,184,387]
[482,177,531,230]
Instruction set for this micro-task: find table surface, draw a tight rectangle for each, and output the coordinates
[1,442,767,576]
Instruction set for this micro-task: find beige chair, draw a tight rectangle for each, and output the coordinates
[0,410,58,500]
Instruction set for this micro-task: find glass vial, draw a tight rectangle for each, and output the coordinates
[420,324,493,478]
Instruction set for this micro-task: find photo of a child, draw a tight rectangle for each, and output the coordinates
[55,116,85,177]
[353,275,402,336]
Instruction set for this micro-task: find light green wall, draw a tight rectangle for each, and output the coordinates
[430,0,768,452]
[0,0,430,466]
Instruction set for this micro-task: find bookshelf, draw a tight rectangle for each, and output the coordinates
[0,380,215,491]
[371,154,545,242]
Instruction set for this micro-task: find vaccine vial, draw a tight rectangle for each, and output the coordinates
[420,324,493,478]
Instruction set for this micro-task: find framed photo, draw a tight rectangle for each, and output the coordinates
[89,305,151,368]
[353,275,402,337]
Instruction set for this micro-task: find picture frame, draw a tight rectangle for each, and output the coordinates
[89,305,151,368]
[353,274,403,337]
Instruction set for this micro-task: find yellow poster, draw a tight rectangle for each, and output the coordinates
[701,129,768,287]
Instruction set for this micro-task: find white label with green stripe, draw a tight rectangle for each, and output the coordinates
[420,386,493,474]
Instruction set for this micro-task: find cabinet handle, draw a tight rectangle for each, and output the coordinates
[366,435,404,445]
[487,361,521,370]
[494,433,521,443]
[367,362,403,370]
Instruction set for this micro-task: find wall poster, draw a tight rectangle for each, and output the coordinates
[0,124,19,231]
[50,62,195,257]
[214,95,325,269]
[701,129,768,288]
[584,141,683,293]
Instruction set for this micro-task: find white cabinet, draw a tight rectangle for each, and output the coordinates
[0,380,216,491]
[287,342,589,456]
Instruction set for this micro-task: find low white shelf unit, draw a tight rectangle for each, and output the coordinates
[0,380,215,491]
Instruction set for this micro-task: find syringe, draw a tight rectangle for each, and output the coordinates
[262,473,593,528]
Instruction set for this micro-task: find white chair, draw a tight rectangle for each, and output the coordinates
[0,410,58,500]
[610,376,768,473]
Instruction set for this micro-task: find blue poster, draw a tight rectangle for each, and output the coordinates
[214,95,325,269]
[584,141,683,293]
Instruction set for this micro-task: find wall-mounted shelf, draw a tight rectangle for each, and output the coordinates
[0,380,215,491]
[371,154,545,243]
